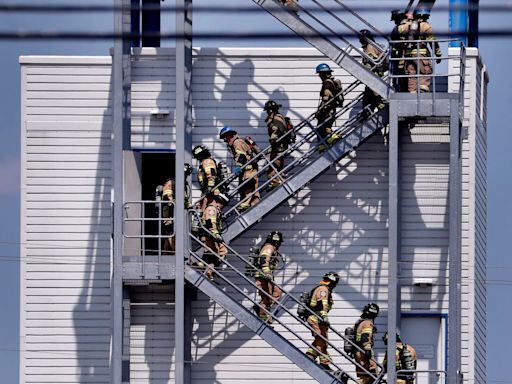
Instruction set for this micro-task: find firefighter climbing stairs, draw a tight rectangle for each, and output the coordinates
[223,107,388,243]
[184,233,385,384]
[183,2,393,380]
[185,267,341,383]
[251,0,394,99]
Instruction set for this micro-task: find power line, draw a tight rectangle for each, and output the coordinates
[0,30,510,40]
[0,3,506,14]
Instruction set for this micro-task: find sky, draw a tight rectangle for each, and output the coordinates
[0,1,510,382]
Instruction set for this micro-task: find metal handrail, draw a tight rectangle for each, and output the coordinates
[387,38,467,104]
[123,200,177,278]
[276,0,389,67]
[188,220,384,379]
[191,78,363,208]
[311,0,389,67]
[222,97,385,221]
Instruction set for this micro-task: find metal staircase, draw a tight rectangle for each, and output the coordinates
[251,0,394,98]
[192,82,389,244]
[185,231,385,384]
[224,107,387,243]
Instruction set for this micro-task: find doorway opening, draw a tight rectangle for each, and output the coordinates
[141,152,175,255]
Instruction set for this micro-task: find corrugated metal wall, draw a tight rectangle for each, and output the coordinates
[20,47,486,384]
[20,57,113,383]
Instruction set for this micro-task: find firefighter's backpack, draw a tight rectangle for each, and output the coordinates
[284,117,296,143]
[297,285,321,320]
[399,344,415,380]
[326,78,344,108]
[244,136,262,156]
[244,246,261,277]
[216,161,230,192]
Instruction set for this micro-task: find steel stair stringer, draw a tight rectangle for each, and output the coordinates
[184,266,342,383]
[252,0,394,99]
[224,108,388,243]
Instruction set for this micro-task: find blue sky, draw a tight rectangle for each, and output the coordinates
[0,1,510,382]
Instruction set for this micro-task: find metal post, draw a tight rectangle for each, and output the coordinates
[448,98,462,384]
[122,287,131,383]
[112,0,130,382]
[387,98,400,384]
[130,0,140,47]
[468,0,479,47]
[175,0,193,383]
[449,0,468,47]
[142,0,161,47]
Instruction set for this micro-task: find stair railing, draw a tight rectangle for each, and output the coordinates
[222,97,386,221]
[187,220,385,382]
[191,79,362,206]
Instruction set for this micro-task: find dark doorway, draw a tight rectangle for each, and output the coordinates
[141,152,175,255]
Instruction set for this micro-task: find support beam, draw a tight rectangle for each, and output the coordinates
[122,288,131,383]
[451,0,467,45]
[175,0,193,383]
[448,98,462,384]
[387,99,400,384]
[112,0,130,382]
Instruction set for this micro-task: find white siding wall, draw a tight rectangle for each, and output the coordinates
[20,57,113,383]
[449,48,488,384]
[130,285,175,383]
[20,47,486,384]
[399,123,450,313]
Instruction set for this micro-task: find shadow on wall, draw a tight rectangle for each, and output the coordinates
[399,128,450,311]
[72,69,113,381]
[131,51,176,149]
[192,51,254,154]
[185,50,450,376]
[228,133,390,306]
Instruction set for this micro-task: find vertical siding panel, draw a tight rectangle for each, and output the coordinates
[130,285,175,383]
[399,124,450,312]
[20,57,113,383]
[450,49,487,383]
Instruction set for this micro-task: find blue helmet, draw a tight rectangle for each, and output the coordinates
[414,7,430,18]
[315,63,332,73]
[219,126,237,139]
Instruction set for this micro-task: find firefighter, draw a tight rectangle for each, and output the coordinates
[354,303,380,384]
[184,162,193,210]
[382,331,418,384]
[315,63,341,152]
[253,231,284,323]
[390,10,408,91]
[156,163,193,254]
[219,126,260,212]
[192,144,219,211]
[358,29,387,119]
[156,177,176,254]
[263,100,295,190]
[398,7,442,93]
[199,191,229,281]
[305,271,340,371]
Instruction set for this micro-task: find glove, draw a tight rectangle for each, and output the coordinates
[321,315,330,326]
[233,166,242,176]
[262,267,273,280]
[364,349,372,358]
[212,233,223,243]
[436,58,442,64]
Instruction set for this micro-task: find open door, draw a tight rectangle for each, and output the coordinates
[401,315,446,384]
